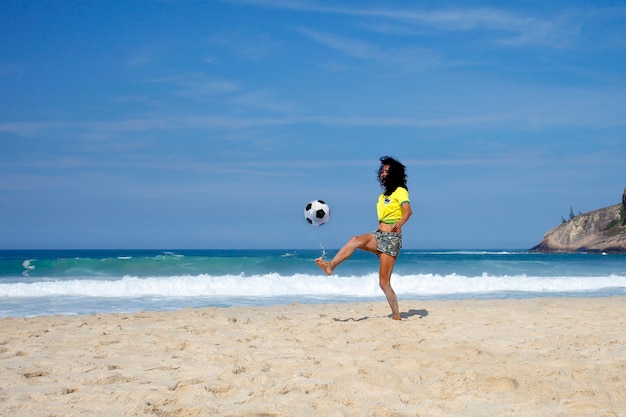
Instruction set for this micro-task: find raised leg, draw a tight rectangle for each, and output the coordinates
[315,233,377,275]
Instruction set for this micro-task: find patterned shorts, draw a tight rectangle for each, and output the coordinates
[372,230,402,257]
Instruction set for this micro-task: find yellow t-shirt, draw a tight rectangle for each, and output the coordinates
[377,187,410,224]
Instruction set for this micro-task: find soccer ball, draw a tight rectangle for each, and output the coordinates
[304,200,330,226]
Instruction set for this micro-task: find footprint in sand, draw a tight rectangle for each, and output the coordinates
[23,369,50,379]
[484,376,519,392]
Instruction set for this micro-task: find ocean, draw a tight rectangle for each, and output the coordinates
[1,249,625,318]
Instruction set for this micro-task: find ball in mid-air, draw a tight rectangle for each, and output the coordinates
[304,200,330,226]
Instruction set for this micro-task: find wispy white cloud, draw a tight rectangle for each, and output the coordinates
[232,90,297,113]
[301,28,379,60]
[142,71,299,112]
[127,48,155,68]
[4,95,626,142]
[223,0,578,47]
[0,118,169,138]
[145,73,240,95]
[108,95,159,105]
[300,28,442,71]
[140,73,253,109]
[209,28,282,61]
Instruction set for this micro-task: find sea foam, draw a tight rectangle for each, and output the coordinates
[1,272,625,299]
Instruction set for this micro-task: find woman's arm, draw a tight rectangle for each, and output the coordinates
[390,202,412,233]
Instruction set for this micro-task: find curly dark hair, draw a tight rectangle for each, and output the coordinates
[378,156,408,196]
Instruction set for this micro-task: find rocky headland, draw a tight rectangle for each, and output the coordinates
[530,189,626,253]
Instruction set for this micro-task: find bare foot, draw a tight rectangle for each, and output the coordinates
[392,315,402,321]
[315,258,333,275]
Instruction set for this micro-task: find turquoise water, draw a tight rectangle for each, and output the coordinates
[1,249,625,317]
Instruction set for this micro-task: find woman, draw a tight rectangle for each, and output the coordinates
[315,156,412,320]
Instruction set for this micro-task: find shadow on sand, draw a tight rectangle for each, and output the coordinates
[333,308,429,322]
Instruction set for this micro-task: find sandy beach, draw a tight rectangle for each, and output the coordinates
[1,297,625,417]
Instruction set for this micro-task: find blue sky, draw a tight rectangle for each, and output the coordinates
[1,1,625,250]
